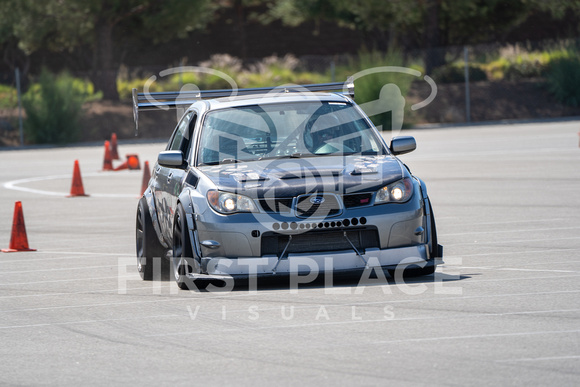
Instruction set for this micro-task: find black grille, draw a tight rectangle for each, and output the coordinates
[261,228,379,256]
[343,193,373,208]
[296,194,341,218]
[258,198,293,213]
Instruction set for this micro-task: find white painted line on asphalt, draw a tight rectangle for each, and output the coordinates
[375,329,580,344]
[446,274,580,284]
[2,299,578,333]
[460,218,567,226]
[499,268,577,273]
[0,252,133,264]
[433,216,460,221]
[0,314,183,330]
[3,173,138,198]
[507,260,580,266]
[0,272,578,300]
[0,281,179,301]
[497,355,580,363]
[0,264,121,275]
[347,290,580,308]
[443,226,580,237]
[2,270,574,291]
[0,293,202,311]
[147,309,580,338]
[448,248,578,258]
[2,174,70,196]
[446,236,580,246]
[458,266,577,273]
[0,275,131,287]
[1,288,579,313]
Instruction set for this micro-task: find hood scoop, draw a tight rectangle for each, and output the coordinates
[229,172,269,182]
[277,167,343,180]
[350,157,384,175]
[350,166,378,175]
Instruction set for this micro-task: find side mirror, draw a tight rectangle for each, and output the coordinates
[390,136,416,155]
[158,150,185,168]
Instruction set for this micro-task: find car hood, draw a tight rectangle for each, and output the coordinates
[197,155,405,198]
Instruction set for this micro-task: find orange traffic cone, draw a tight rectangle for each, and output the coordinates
[113,160,128,171]
[110,133,120,160]
[113,154,140,171]
[140,160,151,195]
[102,140,113,171]
[127,154,141,170]
[2,201,36,253]
[67,160,89,197]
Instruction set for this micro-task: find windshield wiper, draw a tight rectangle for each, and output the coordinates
[259,152,304,161]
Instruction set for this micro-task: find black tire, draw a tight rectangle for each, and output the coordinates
[172,203,200,290]
[136,197,168,280]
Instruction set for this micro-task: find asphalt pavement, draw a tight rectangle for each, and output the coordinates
[0,121,579,386]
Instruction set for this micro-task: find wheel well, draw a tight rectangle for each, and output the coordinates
[140,194,168,250]
[175,198,203,261]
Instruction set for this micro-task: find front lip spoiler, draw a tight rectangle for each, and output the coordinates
[187,244,441,276]
[184,258,441,289]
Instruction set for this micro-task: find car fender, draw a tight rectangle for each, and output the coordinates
[416,178,442,259]
[143,187,169,249]
[177,189,203,267]
[416,178,430,216]
[416,177,433,242]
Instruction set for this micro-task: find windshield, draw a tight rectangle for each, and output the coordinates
[197,101,385,165]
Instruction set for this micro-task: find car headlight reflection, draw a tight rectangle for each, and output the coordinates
[207,190,258,214]
[375,178,413,204]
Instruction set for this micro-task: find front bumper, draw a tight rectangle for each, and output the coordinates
[186,180,436,279]
[199,245,432,277]
[194,194,426,257]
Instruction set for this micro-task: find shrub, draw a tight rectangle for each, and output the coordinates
[335,49,417,131]
[483,58,511,80]
[117,77,166,99]
[166,72,202,90]
[239,55,328,88]
[546,56,580,107]
[483,49,574,80]
[117,54,332,97]
[0,84,17,109]
[503,55,545,80]
[71,77,102,102]
[22,69,86,144]
[432,63,487,83]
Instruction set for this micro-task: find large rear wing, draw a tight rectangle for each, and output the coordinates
[131,78,354,135]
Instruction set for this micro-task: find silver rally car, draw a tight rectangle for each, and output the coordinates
[133,81,442,289]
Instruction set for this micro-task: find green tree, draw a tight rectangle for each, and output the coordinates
[0,0,216,100]
[255,0,555,72]
[524,0,580,19]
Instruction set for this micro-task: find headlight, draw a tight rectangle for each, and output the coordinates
[207,190,258,214]
[375,178,413,204]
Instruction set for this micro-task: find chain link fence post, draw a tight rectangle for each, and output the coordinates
[464,46,471,123]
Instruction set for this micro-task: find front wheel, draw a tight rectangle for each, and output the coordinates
[172,203,200,290]
[136,197,168,280]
